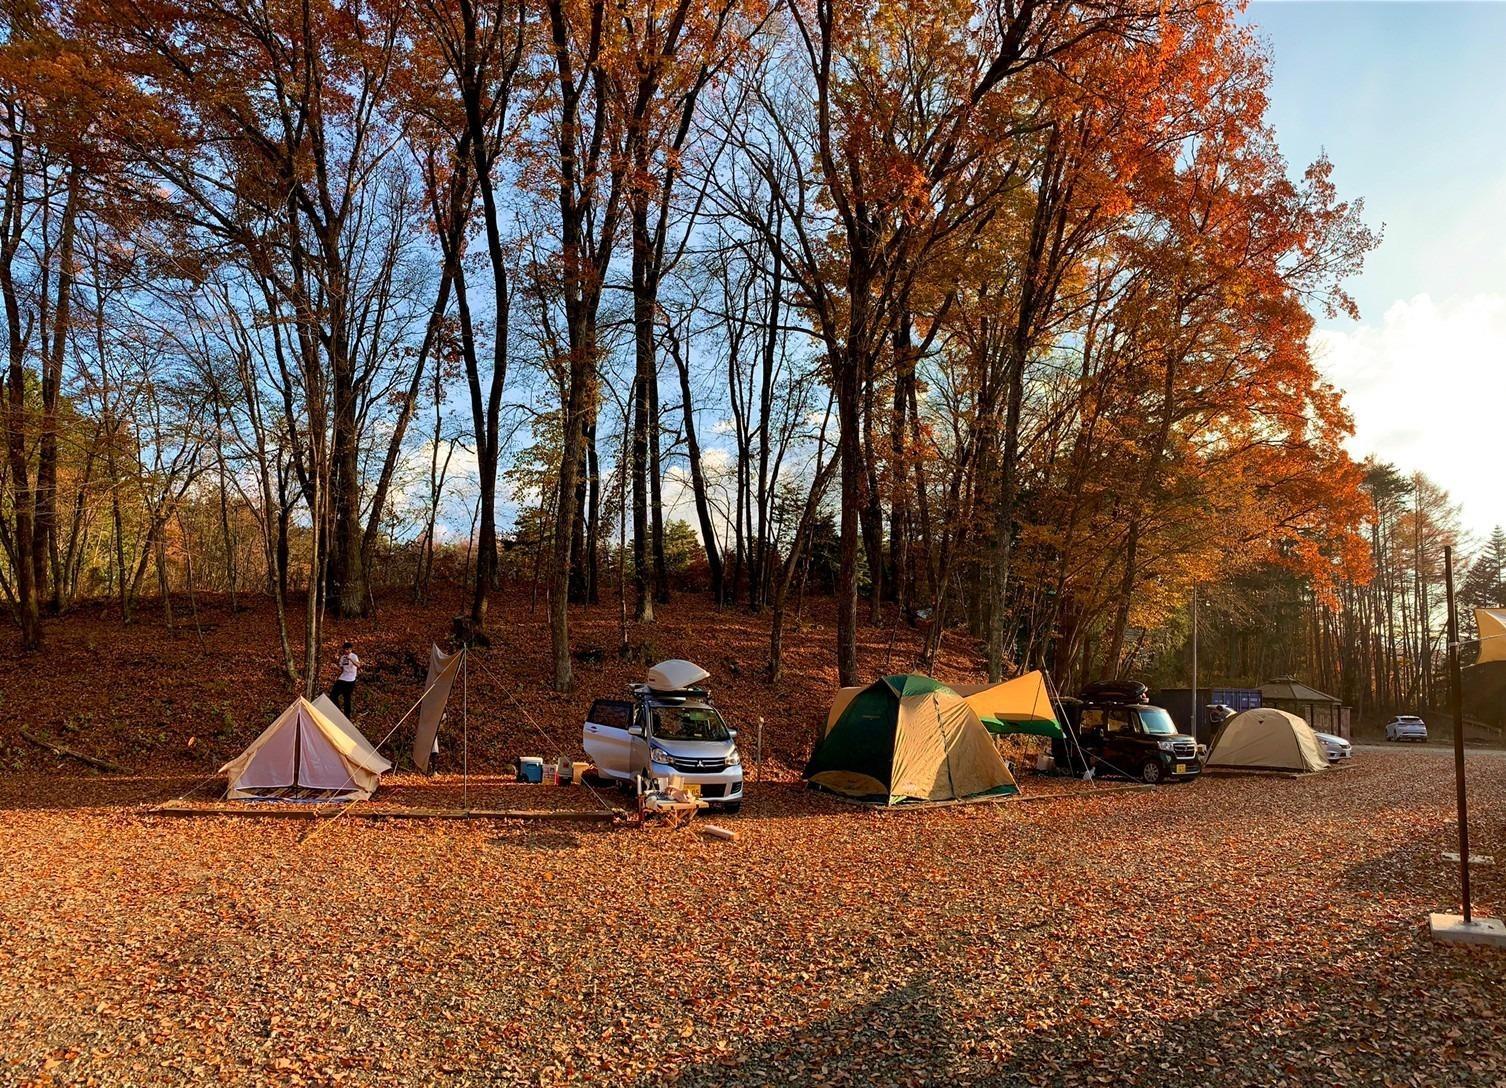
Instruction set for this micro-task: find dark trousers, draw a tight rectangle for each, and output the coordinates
[331,679,355,718]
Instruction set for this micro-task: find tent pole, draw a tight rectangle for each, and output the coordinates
[1443,544,1472,923]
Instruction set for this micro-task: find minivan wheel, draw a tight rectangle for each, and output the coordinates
[1141,760,1164,785]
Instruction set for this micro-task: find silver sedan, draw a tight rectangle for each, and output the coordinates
[1314,731,1353,762]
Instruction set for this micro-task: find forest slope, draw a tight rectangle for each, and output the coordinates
[0,588,990,777]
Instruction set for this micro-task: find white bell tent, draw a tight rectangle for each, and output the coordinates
[220,696,393,802]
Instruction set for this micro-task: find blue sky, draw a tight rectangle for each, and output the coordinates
[1248,1,1506,539]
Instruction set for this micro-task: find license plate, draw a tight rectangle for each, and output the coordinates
[1174,764,1186,775]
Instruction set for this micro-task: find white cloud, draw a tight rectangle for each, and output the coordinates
[1313,293,1506,539]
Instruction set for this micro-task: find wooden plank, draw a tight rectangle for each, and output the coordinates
[1198,767,1310,779]
[1015,783,1155,804]
[150,804,623,823]
[461,808,621,822]
[153,804,320,819]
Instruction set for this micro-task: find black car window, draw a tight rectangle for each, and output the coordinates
[649,705,730,742]
[588,700,633,730]
[1106,709,1134,735]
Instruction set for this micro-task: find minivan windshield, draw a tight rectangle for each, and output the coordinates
[1138,708,1179,736]
[649,704,730,742]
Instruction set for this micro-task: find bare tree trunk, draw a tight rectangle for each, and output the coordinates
[631,201,656,623]
[0,113,40,650]
[669,326,725,603]
[649,370,668,604]
[35,167,80,616]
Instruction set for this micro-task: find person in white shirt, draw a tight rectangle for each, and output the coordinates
[331,641,360,718]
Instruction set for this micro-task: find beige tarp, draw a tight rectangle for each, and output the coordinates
[411,645,463,773]
[1205,708,1328,772]
[955,671,1057,728]
[220,697,391,801]
[829,672,1059,737]
[1476,607,1506,663]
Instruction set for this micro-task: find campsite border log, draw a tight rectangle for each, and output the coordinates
[150,804,624,823]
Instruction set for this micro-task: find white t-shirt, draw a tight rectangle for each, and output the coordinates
[338,652,360,683]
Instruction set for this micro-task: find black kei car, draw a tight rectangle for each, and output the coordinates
[1075,703,1201,783]
[1058,683,1202,784]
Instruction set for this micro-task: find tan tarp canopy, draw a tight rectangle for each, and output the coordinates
[828,671,1061,739]
[220,697,391,801]
[954,671,1060,735]
[1476,607,1506,664]
[1205,708,1328,773]
[412,645,463,773]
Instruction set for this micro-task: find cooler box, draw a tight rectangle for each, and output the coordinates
[517,756,544,784]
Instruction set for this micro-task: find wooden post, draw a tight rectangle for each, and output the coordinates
[1443,543,1472,923]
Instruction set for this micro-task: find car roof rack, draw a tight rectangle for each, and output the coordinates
[629,682,712,701]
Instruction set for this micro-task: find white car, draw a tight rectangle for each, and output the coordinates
[1314,731,1352,762]
[583,681,744,812]
[1385,715,1428,743]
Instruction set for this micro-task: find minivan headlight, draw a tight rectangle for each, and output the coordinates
[726,748,741,766]
[1157,740,1176,752]
[649,747,674,767]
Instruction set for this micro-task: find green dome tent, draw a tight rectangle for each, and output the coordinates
[805,674,1053,805]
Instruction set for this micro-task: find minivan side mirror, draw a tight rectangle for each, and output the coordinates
[628,724,645,738]
[727,728,738,739]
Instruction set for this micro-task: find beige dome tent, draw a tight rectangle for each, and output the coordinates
[220,696,392,801]
[1205,708,1328,773]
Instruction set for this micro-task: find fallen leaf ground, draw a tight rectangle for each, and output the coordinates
[1,593,1503,1085]
[1,751,1502,1087]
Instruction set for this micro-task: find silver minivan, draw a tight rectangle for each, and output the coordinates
[583,663,744,811]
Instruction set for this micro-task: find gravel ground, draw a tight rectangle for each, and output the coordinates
[1,750,1503,1087]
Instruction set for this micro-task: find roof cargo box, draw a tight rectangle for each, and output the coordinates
[646,659,711,693]
[1080,679,1148,706]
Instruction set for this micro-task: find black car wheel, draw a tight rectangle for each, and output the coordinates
[1140,759,1164,785]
